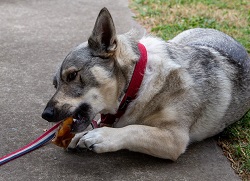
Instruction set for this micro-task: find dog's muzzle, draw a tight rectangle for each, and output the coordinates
[41,106,55,122]
[41,102,93,133]
[41,100,72,122]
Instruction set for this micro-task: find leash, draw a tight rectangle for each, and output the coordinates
[0,120,99,166]
[0,43,147,166]
[0,122,61,166]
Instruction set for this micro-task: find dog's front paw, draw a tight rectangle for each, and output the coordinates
[67,123,95,150]
[67,131,89,151]
[76,127,120,153]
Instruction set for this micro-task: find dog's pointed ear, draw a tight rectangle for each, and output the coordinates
[88,7,117,57]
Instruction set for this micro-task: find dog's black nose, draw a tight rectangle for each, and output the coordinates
[42,107,55,122]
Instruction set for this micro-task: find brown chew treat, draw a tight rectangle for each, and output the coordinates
[52,117,75,148]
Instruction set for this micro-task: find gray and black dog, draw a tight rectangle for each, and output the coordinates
[42,7,250,160]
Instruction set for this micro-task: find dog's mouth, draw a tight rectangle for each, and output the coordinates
[71,115,90,133]
[70,103,93,133]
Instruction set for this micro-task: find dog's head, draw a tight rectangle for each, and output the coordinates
[41,8,135,132]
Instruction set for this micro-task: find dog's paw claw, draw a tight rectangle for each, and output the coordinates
[67,131,88,149]
[66,146,87,152]
[66,147,78,152]
[88,144,95,151]
[75,146,88,152]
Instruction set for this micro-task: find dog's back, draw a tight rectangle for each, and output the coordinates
[169,28,249,67]
[168,28,250,141]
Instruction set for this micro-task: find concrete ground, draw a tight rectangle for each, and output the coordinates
[0,0,241,180]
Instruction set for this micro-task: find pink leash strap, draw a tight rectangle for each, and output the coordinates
[0,122,61,166]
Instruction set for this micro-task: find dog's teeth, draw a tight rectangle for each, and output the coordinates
[73,119,81,124]
[78,114,81,119]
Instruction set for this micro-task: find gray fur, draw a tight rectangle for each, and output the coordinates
[42,8,250,160]
[169,28,249,64]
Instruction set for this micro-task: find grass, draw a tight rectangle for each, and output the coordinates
[218,112,250,179]
[130,0,250,179]
[130,0,249,52]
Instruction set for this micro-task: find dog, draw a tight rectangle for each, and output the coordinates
[42,7,250,160]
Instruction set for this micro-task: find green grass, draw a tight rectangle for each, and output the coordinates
[130,0,250,52]
[218,112,250,179]
[130,0,250,179]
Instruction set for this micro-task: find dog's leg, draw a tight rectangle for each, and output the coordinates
[69,125,189,160]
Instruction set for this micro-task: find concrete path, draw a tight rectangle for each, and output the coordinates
[0,0,240,180]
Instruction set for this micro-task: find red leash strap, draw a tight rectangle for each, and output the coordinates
[100,43,147,126]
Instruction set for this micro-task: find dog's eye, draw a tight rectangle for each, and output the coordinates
[67,71,77,82]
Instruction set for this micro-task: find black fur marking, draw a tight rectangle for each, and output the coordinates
[75,103,91,121]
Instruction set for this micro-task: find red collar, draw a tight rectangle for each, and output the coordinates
[98,43,147,127]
